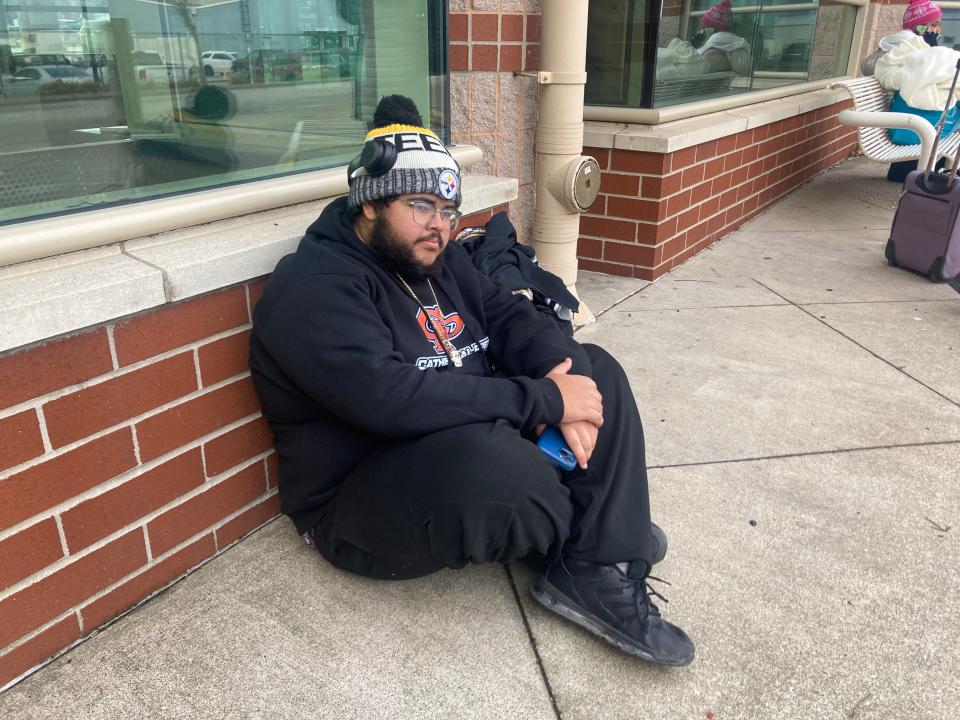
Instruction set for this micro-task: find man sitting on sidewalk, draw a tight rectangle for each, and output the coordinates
[249,95,695,666]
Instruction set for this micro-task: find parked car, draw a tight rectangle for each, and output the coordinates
[4,64,92,96]
[63,52,114,84]
[200,50,237,77]
[131,50,191,82]
[230,49,303,83]
[11,53,72,70]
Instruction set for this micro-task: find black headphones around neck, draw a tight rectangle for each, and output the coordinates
[347,137,397,180]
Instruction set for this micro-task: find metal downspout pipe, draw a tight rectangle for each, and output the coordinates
[532,0,601,325]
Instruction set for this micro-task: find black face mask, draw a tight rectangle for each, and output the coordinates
[923,30,941,46]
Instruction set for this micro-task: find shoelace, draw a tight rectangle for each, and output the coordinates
[633,574,671,620]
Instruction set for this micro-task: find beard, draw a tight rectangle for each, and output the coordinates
[368,213,446,280]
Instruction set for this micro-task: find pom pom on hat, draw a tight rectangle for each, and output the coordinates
[701,0,734,32]
[903,0,941,29]
[348,95,461,211]
[373,94,423,127]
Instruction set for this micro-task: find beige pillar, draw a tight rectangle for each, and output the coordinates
[533,0,600,325]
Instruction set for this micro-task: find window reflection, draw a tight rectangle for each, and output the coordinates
[586,0,858,109]
[0,0,447,225]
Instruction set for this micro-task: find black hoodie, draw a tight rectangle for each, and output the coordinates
[250,197,592,534]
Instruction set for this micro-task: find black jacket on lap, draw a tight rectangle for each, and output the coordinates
[249,197,591,534]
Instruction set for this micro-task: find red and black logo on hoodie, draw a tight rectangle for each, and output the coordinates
[415,305,464,355]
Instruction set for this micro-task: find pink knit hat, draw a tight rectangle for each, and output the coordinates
[902,0,941,29]
[701,0,734,32]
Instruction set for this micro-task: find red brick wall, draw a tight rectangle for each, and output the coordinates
[0,205,504,688]
[0,281,276,689]
[448,4,541,243]
[578,102,859,280]
[458,204,510,228]
[448,9,539,75]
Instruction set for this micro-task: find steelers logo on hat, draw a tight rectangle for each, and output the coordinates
[438,170,459,200]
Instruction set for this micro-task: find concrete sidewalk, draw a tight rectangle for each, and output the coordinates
[2,157,958,719]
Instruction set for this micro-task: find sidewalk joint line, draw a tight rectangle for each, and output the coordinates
[647,439,960,470]
[589,284,650,322]
[504,564,562,720]
[796,298,960,307]
[612,302,788,312]
[754,279,960,408]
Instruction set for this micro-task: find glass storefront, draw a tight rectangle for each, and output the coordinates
[585,0,858,109]
[0,0,448,226]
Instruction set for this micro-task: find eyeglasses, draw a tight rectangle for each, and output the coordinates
[403,200,462,232]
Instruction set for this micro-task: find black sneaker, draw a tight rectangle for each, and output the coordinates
[650,522,667,565]
[531,557,694,666]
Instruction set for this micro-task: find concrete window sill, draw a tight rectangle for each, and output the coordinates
[583,87,850,154]
[0,174,518,354]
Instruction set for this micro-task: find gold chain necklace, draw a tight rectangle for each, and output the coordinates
[395,274,463,367]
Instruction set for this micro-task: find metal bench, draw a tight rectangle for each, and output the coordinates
[831,75,960,170]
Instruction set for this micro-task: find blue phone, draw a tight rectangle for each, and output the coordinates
[537,425,577,470]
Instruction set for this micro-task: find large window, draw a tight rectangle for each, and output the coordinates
[0,0,448,226]
[586,0,859,109]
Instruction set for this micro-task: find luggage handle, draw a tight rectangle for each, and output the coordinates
[952,141,960,187]
[914,171,954,195]
[952,83,960,186]
[925,57,960,182]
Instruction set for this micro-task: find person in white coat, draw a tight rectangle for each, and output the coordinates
[696,0,751,75]
[862,0,943,75]
[860,0,949,180]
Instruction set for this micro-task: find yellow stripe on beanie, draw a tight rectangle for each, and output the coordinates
[365,124,439,141]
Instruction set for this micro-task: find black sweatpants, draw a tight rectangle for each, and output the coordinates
[311,343,654,580]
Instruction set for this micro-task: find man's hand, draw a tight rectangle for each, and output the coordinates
[534,420,599,470]
[558,419,599,470]
[546,358,603,428]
